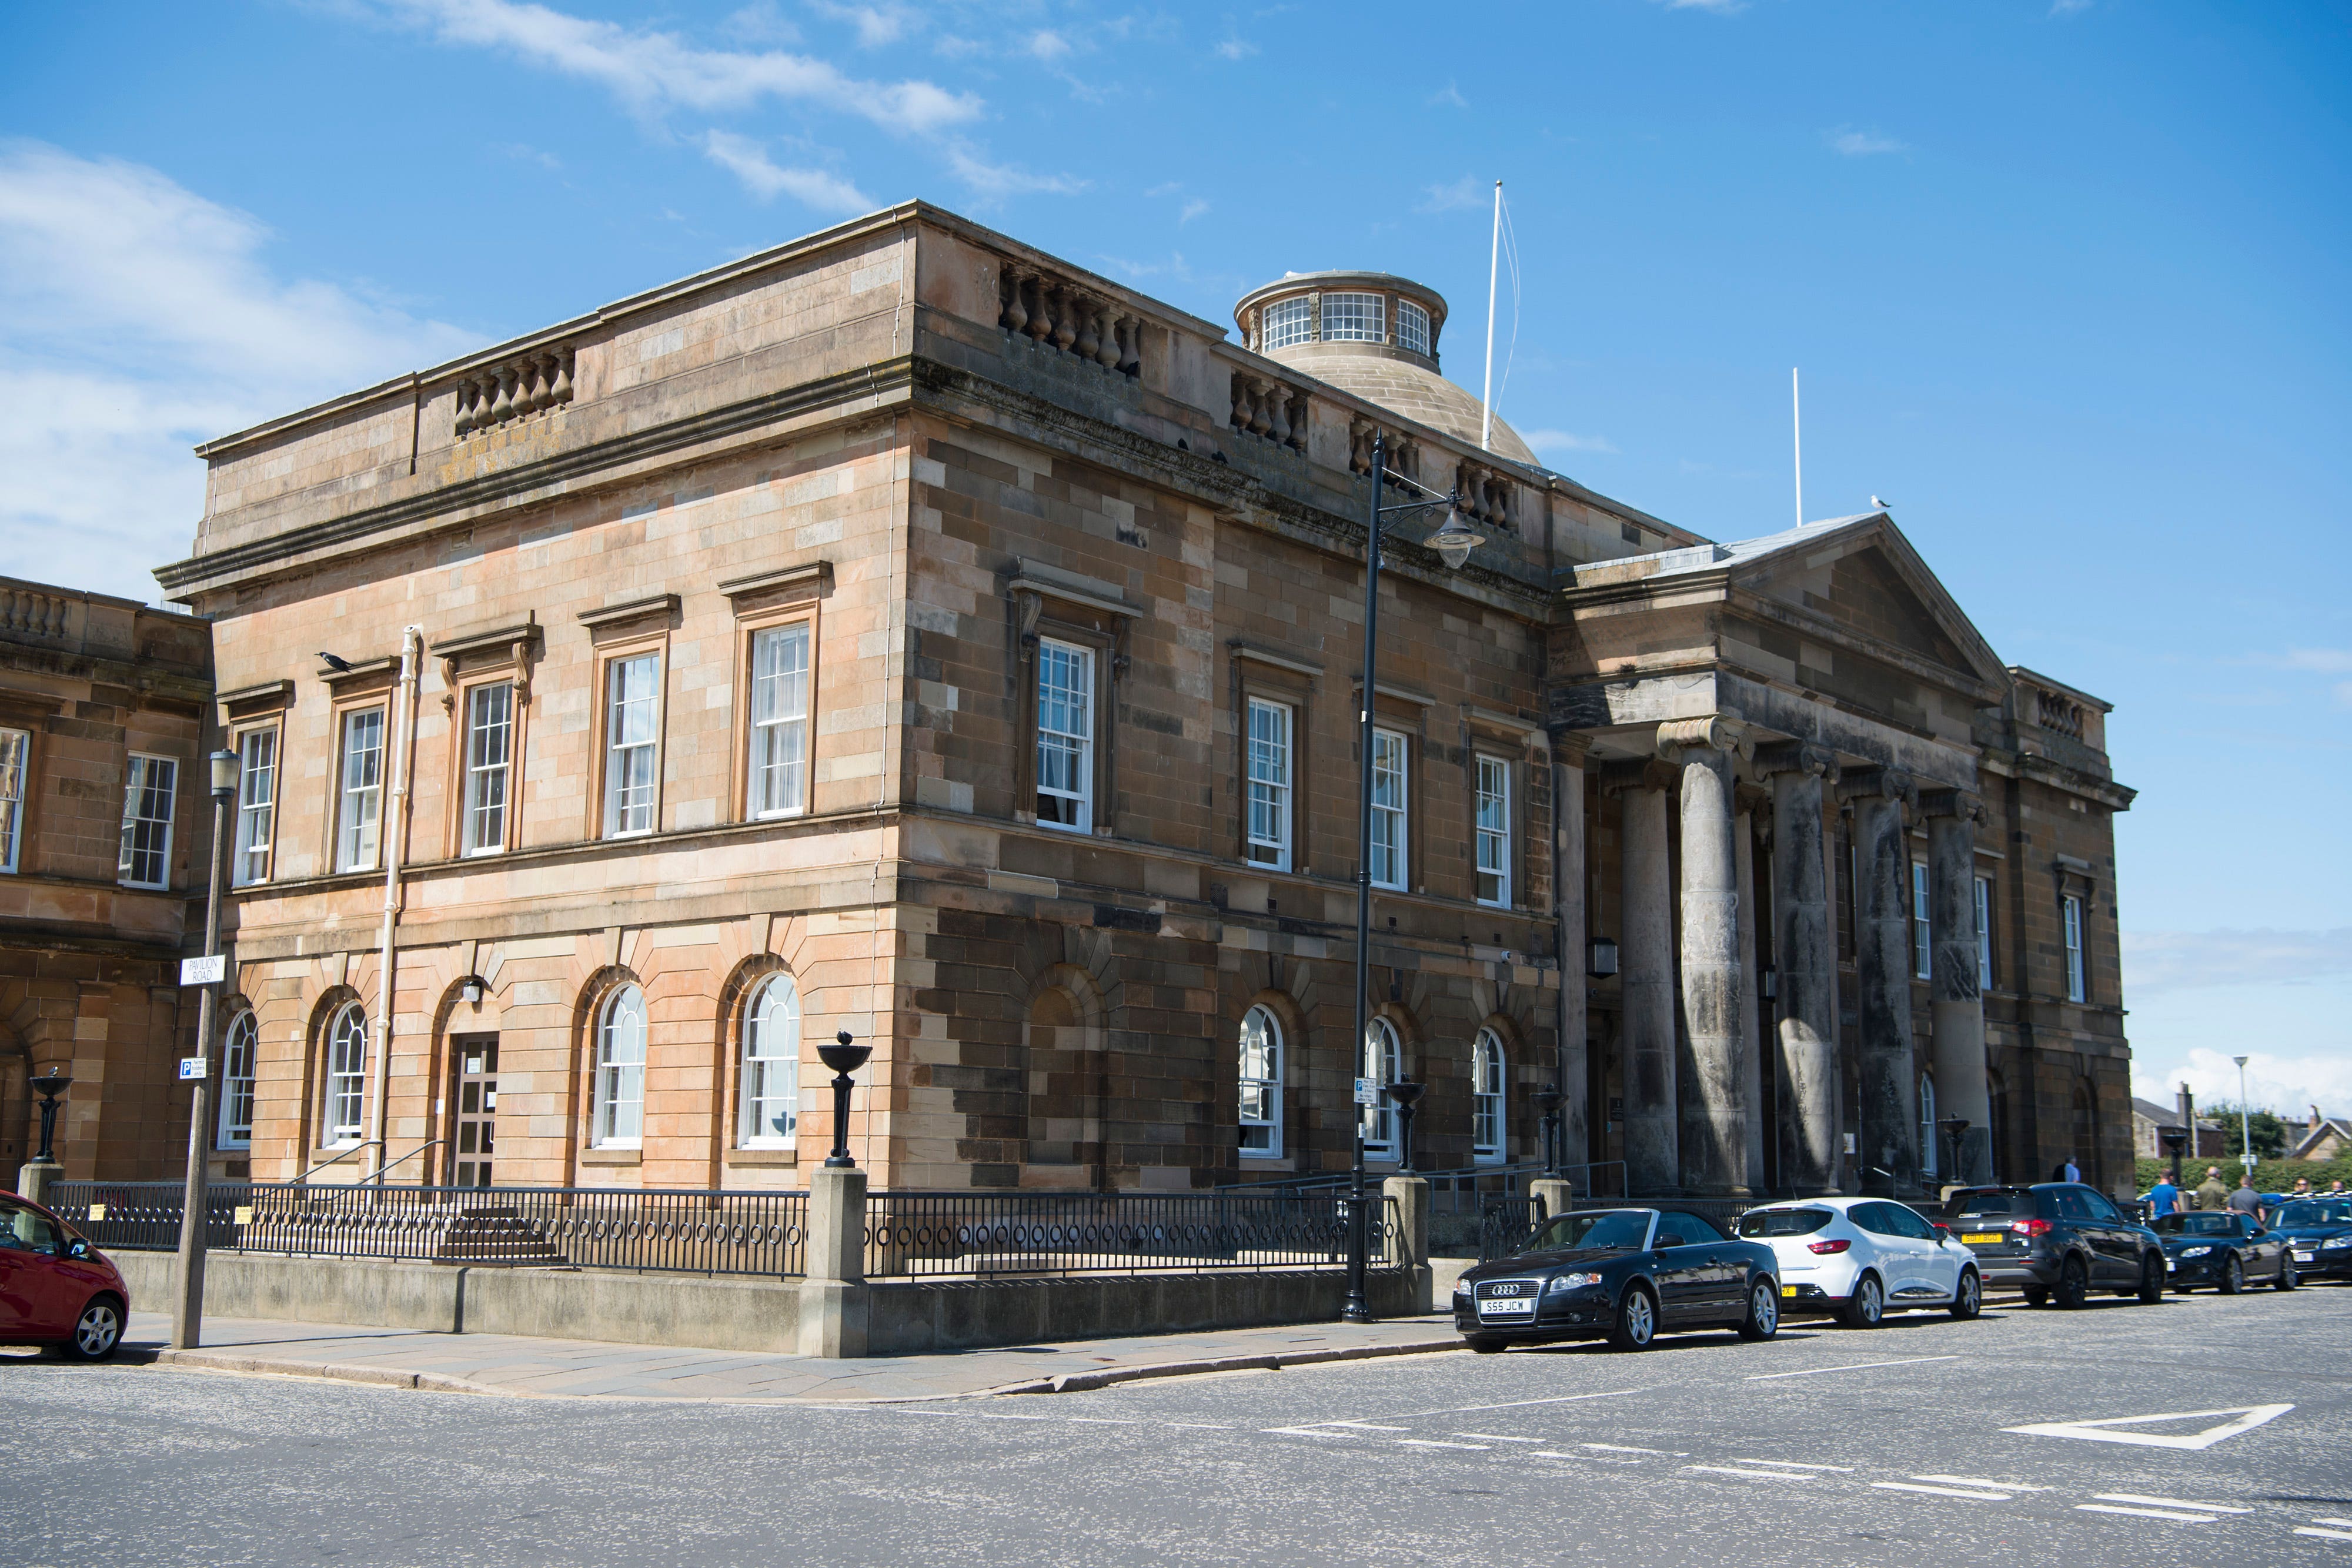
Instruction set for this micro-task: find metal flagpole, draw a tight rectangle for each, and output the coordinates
[1792,367,1803,529]
[1480,182,1502,453]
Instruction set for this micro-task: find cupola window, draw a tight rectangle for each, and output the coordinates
[1320,292,1385,343]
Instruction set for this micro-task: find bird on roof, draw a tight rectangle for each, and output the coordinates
[1870,495,1892,510]
[318,651,352,672]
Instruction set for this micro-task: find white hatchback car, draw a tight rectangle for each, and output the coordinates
[1734,1198,1983,1328]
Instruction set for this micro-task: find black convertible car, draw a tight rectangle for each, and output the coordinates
[2150,1211,2295,1293]
[2273,1198,2352,1281]
[1452,1206,1782,1352]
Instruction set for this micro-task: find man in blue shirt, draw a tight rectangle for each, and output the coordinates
[2149,1174,2181,1218]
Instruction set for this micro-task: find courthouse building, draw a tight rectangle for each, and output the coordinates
[145,203,2137,1200]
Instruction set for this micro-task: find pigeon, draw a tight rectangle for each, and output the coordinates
[318,651,352,672]
[1870,495,1891,510]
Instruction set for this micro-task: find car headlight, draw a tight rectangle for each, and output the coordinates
[1547,1272,1605,1292]
[2177,1245,2212,1258]
[1452,1281,1473,1299]
[2321,1235,2352,1249]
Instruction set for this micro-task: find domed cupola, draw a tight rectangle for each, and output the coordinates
[1234,270,1538,467]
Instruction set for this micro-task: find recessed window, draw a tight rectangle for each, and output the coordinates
[738,973,800,1148]
[117,753,178,889]
[1035,638,1094,833]
[1369,728,1408,890]
[1320,291,1385,343]
[1920,1074,1937,1177]
[1973,875,1993,992]
[603,654,662,838]
[1396,298,1431,356]
[218,1011,257,1149]
[1245,698,1292,870]
[1475,755,1511,907]
[1472,1028,1506,1165]
[232,728,276,886]
[594,984,647,1148]
[1910,861,1932,981]
[0,727,26,874]
[1238,1005,1284,1158]
[1259,296,1313,351]
[2063,895,2086,1003]
[336,708,386,873]
[463,683,514,856]
[1360,1017,1402,1158]
[326,1002,367,1146]
[749,623,811,820]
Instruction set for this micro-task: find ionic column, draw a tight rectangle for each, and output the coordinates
[1734,785,1768,1193]
[1659,716,1749,1198]
[1840,766,1920,1195]
[1606,760,1677,1196]
[1552,739,1592,1168]
[1925,789,1992,1185]
[1758,743,1840,1193]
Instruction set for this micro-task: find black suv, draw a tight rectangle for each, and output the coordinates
[1942,1183,2166,1308]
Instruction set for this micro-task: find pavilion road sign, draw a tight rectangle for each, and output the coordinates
[178,1057,208,1081]
[179,954,226,987]
[1353,1077,1382,1107]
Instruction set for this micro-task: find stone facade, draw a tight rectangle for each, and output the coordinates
[152,202,2138,1202]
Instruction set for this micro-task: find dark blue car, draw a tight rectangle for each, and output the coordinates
[2272,1198,2352,1281]
[2151,1211,2295,1293]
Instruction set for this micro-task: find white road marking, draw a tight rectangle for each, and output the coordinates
[1398,1439,1489,1450]
[1873,1482,2013,1501]
[1327,1422,1412,1431]
[1455,1433,1544,1443]
[1065,1417,1136,1425]
[1686,1465,1816,1482]
[1381,1389,1649,1419]
[2094,1493,2251,1514]
[1164,1423,1231,1430]
[1915,1475,2052,1492]
[2002,1402,2293,1451]
[1529,1451,1635,1463]
[2076,1504,2217,1523]
[1584,1443,1669,1455]
[974,1413,1057,1420]
[2314,1517,2352,1528]
[1263,1426,1371,1438]
[1733,1459,1856,1472]
[1747,1355,1960,1382]
[2297,1527,2352,1543]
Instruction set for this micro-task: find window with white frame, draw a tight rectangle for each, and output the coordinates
[1258,296,1313,350]
[0,727,26,874]
[117,753,177,889]
[603,654,661,838]
[748,623,811,819]
[1396,299,1432,356]
[1910,861,1932,980]
[335,707,385,872]
[1472,1028,1506,1164]
[1973,875,1993,992]
[232,728,276,886]
[738,973,800,1148]
[462,683,514,855]
[1369,728,1408,889]
[1320,291,1385,343]
[1920,1074,1939,1176]
[1245,698,1292,870]
[1238,1005,1284,1158]
[218,1010,257,1149]
[325,1002,366,1146]
[1475,755,1511,907]
[2062,895,2086,1003]
[1360,1017,1402,1157]
[1035,639,1094,832]
[594,984,647,1148]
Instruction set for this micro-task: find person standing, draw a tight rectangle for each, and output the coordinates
[2194,1166,2231,1211]
[2149,1173,2182,1218]
[2228,1175,2264,1224]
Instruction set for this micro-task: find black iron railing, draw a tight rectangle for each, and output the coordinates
[864,1189,1402,1278]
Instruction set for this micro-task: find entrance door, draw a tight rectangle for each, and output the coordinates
[452,1038,498,1188]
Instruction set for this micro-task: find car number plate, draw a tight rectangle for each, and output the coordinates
[1961,1232,2003,1245]
[2295,1251,2315,1262]
[1780,1285,1797,1297]
[1479,1297,1535,1318]
[2165,1258,2176,1272]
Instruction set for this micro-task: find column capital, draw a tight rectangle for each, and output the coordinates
[1752,739,1839,780]
[1599,757,1679,795]
[1921,787,1986,826]
[1655,714,1748,761]
[1836,765,1917,811]
[1552,731,1596,764]
[1733,781,1772,817]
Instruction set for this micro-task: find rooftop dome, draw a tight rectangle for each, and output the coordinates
[1234,270,1538,467]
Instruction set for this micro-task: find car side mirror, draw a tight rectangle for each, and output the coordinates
[65,1239,90,1260]
[1656,1233,1685,1249]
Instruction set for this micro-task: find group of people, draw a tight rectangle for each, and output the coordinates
[2144,1168,2347,1223]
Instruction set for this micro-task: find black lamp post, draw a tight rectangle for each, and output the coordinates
[172,747,239,1352]
[1343,432,1473,1327]
[2158,1124,2189,1189]
[818,1030,873,1169]
[1385,1079,1424,1173]
[29,1069,71,1165]
[1532,1084,1564,1177]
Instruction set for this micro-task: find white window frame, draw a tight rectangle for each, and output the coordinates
[1245,697,1292,871]
[1238,1005,1284,1159]
[1472,1028,1506,1165]
[1361,1017,1402,1158]
[747,623,812,820]
[737,974,800,1148]
[594,984,647,1149]
[1973,875,1993,992]
[1910,860,1932,980]
[1259,296,1313,350]
[232,727,276,887]
[1035,638,1094,834]
[2063,895,2086,1003]
[1319,291,1385,343]
[1369,728,1408,890]
[335,707,386,874]
[325,1002,367,1146]
[1396,298,1431,356]
[117,752,178,890]
[603,654,662,839]
[462,681,514,857]
[218,1009,258,1149]
[1475,755,1511,907]
[0,726,26,874]
[1920,1073,1938,1177]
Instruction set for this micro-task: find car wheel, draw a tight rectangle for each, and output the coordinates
[2054,1255,2090,1310]
[1464,1335,1508,1354]
[1609,1284,1657,1352]
[2136,1253,2165,1303]
[1948,1269,1982,1320]
[63,1296,123,1362]
[2219,1255,2244,1296]
[1841,1272,1885,1329]
[2022,1286,2049,1308]
[2277,1259,2298,1292]
[1738,1279,1780,1340]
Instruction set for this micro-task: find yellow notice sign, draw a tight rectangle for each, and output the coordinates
[87,1203,107,1221]
[233,1206,254,1226]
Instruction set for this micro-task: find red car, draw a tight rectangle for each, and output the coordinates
[0,1191,129,1359]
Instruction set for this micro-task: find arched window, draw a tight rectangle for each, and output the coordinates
[738,974,799,1148]
[1360,1017,1402,1158]
[594,985,647,1149]
[325,1003,366,1146]
[1238,1006,1284,1158]
[1472,1029,1506,1165]
[217,1010,257,1149]
[1919,1074,1938,1178]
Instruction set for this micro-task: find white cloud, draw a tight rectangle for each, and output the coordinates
[1027,29,1071,62]
[1428,81,1468,109]
[1179,198,1210,225]
[1418,175,1488,213]
[805,1,910,48]
[2134,1047,2352,1122]
[2123,927,2352,997]
[1214,37,1257,60]
[1651,0,1745,13]
[944,144,1085,200]
[2050,0,2094,15]
[1521,430,1620,457]
[702,130,872,212]
[0,143,476,600]
[1829,128,1910,157]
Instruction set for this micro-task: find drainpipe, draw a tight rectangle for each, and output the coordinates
[368,626,422,1182]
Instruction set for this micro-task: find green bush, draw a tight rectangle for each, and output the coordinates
[2133,1155,2352,1198]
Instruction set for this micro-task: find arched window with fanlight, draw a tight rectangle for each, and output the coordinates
[1919,1073,1939,1178]
[738,973,799,1148]
[1472,1029,1506,1165]
[217,1009,257,1149]
[1238,1005,1284,1159]
[593,984,646,1149]
[324,1002,367,1146]
[1360,1018,1402,1158]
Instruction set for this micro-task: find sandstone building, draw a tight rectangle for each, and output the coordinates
[151,205,2137,1201]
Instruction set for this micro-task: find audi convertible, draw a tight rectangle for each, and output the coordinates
[1452,1206,1782,1352]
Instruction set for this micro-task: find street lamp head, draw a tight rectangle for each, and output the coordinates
[2233,1055,2250,1069]
[1384,1079,1425,1109]
[1586,935,1620,979]
[460,975,485,1006]
[1531,1084,1564,1118]
[818,1031,872,1077]
[30,1068,72,1103]
[207,748,239,799]
[1426,511,1484,570]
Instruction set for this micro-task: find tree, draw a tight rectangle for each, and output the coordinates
[2205,1102,2290,1162]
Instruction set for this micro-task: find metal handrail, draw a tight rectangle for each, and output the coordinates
[371,1139,447,1183]
[290,1142,382,1183]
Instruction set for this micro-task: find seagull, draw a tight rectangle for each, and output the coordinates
[1870,494,1892,511]
[318,651,352,672]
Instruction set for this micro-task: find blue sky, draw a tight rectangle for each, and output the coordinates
[3,0,2346,1115]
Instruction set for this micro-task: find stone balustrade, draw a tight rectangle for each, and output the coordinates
[1347,414,1421,483]
[997,266,1143,377]
[0,586,69,639]
[1454,459,1514,532]
[454,347,577,438]
[2035,688,2086,740]
[1229,372,1308,453]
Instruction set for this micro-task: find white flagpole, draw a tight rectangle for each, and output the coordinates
[1792,367,1803,529]
[1481,180,1502,453]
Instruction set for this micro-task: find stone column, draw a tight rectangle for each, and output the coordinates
[1758,743,1840,1193]
[1734,787,1767,1193]
[1841,767,1920,1195]
[1382,1173,1434,1312]
[1552,742,1592,1167]
[1925,789,1992,1185]
[798,1165,870,1358]
[1661,717,1749,1198]
[1530,1175,1577,1223]
[1608,761,1678,1196]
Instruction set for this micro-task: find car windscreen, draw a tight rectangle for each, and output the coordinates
[2278,1199,2352,1226]
[1519,1210,1652,1254]
[1948,1190,2028,1219]
[1738,1208,1833,1238]
[2154,1213,2237,1236]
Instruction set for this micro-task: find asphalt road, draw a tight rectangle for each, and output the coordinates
[6,1280,2351,1567]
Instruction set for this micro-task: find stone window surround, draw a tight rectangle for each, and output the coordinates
[312,995,370,1158]
[720,561,831,828]
[1236,998,1287,1162]
[319,658,397,878]
[431,618,542,861]
[580,594,680,845]
[1464,706,1544,917]
[1008,562,1137,838]
[2053,853,2099,1007]
[721,955,803,1169]
[0,718,34,877]
[1349,679,1432,896]
[580,976,649,1164]
[1231,644,1320,877]
[228,719,283,887]
[215,1002,259,1151]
